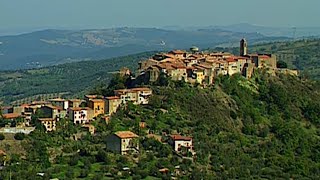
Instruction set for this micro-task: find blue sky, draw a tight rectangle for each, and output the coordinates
[1,0,320,31]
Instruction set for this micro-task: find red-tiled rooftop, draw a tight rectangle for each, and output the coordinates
[170,134,192,141]
[171,64,187,69]
[106,96,120,100]
[162,54,176,59]
[259,55,271,59]
[20,103,31,107]
[85,95,104,99]
[90,99,105,102]
[156,63,175,70]
[2,113,21,119]
[115,131,139,139]
[226,58,238,63]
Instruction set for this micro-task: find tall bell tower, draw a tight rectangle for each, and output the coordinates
[240,38,248,56]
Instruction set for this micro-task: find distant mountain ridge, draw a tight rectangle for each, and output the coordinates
[0,27,287,70]
[210,23,320,38]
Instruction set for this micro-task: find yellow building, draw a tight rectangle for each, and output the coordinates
[106,96,121,115]
[87,99,105,117]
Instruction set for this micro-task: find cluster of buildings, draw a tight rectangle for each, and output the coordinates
[138,39,277,85]
[106,130,194,156]
[0,87,152,132]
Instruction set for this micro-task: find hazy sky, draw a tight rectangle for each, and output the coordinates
[1,0,320,31]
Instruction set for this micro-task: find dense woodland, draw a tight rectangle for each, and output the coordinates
[0,69,320,179]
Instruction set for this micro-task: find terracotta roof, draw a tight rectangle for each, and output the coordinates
[192,65,205,70]
[198,63,213,69]
[160,58,178,63]
[259,55,271,59]
[106,96,120,100]
[162,54,177,59]
[171,64,187,69]
[115,131,139,139]
[226,58,237,63]
[114,89,132,94]
[170,134,192,141]
[156,63,174,70]
[90,99,105,102]
[20,103,31,107]
[85,95,104,99]
[2,113,21,119]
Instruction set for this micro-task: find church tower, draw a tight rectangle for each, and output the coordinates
[240,38,248,56]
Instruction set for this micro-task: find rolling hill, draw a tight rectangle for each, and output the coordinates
[0,27,287,70]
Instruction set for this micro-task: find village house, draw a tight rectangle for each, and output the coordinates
[38,118,57,132]
[87,98,105,117]
[168,134,194,155]
[106,131,139,155]
[114,87,152,105]
[38,105,66,120]
[49,98,69,110]
[68,107,93,124]
[137,39,279,85]
[105,96,121,115]
[68,99,84,108]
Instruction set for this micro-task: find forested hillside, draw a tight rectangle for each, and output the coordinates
[0,52,154,104]
[1,71,319,179]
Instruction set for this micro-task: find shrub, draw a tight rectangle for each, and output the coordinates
[0,133,5,140]
[14,133,25,140]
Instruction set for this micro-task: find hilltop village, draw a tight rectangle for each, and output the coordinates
[138,38,297,85]
[0,39,296,158]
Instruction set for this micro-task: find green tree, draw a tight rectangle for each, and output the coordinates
[0,133,4,140]
[14,133,25,140]
[277,60,288,68]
